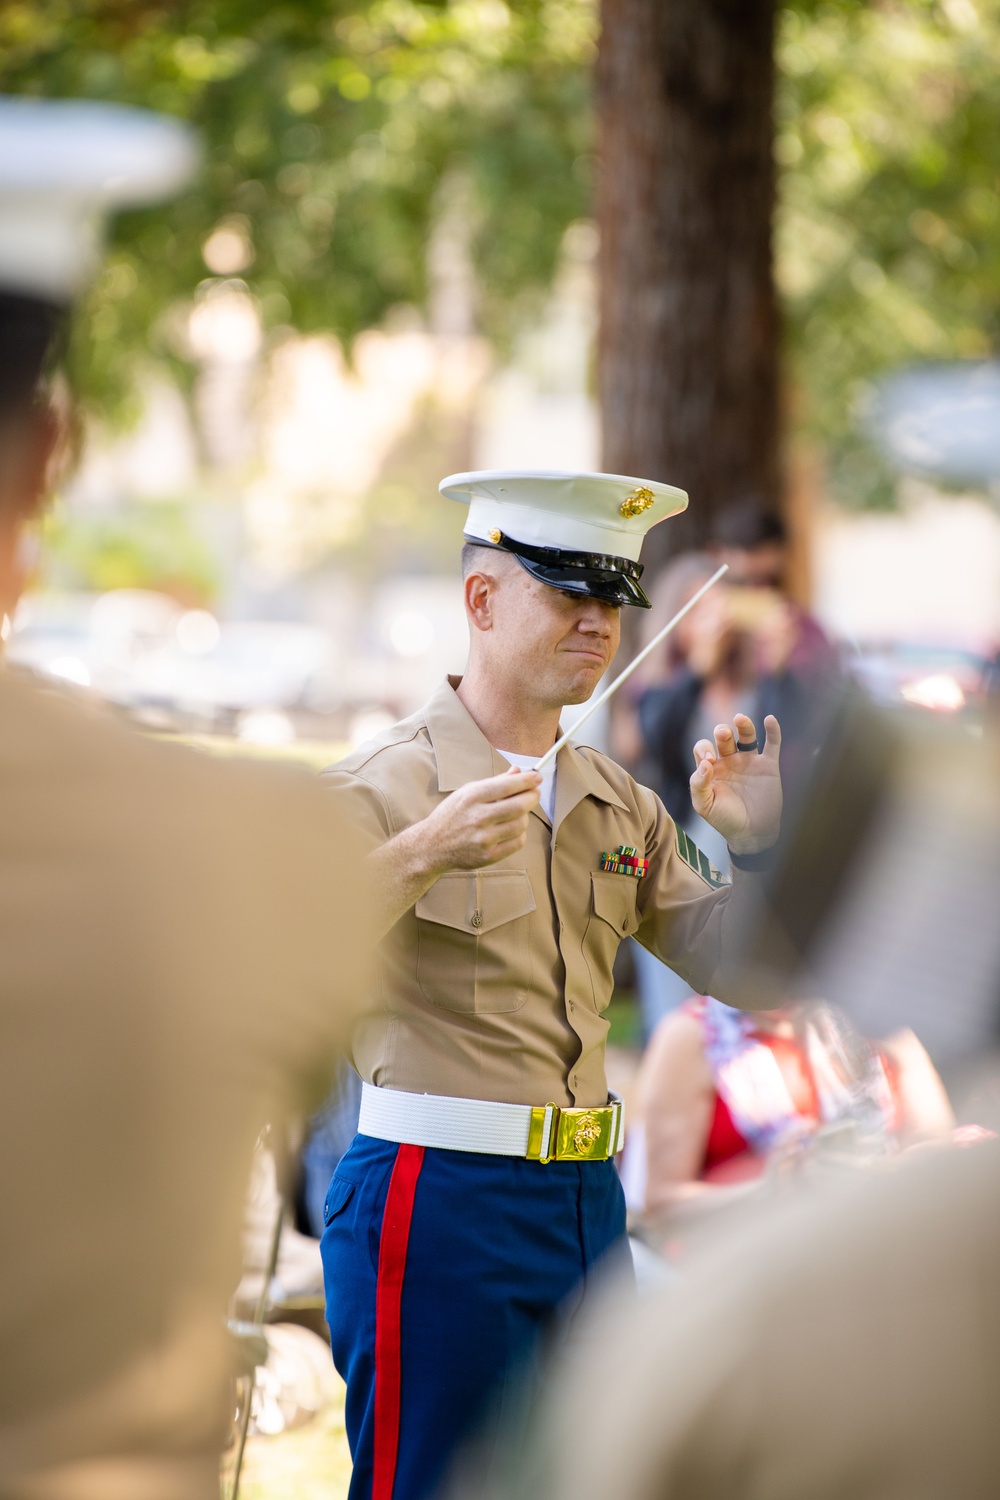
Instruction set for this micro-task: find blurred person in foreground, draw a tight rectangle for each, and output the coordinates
[319,469,786,1500]
[494,1138,1000,1500]
[466,701,1000,1500]
[0,100,372,1500]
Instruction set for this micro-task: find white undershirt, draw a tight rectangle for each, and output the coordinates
[496,749,557,823]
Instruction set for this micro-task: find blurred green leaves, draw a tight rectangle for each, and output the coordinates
[42,499,220,600]
[778,0,1000,503]
[5,0,1000,509]
[1,0,595,417]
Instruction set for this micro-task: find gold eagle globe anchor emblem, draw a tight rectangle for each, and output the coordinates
[572,1112,604,1156]
[619,486,655,519]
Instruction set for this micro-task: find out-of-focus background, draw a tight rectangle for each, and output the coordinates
[7,5,1000,1494]
[6,1,1000,756]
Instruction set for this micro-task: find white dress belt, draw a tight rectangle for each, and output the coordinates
[358,1081,625,1161]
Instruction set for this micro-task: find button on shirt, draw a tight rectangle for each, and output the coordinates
[323,677,764,1110]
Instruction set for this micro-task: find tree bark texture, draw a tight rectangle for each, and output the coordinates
[598,0,781,571]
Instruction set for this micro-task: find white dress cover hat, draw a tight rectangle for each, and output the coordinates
[439,469,688,608]
[0,96,198,304]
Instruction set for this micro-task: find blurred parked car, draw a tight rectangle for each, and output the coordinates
[848,639,994,718]
[8,590,335,736]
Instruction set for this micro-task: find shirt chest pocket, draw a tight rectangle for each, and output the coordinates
[583,871,640,1012]
[415,869,536,1014]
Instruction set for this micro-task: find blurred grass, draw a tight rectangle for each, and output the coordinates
[228,1374,352,1500]
[161,736,349,772]
[606,989,641,1050]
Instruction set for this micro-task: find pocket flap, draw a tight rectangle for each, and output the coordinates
[415,869,536,935]
[591,870,639,936]
[323,1176,356,1228]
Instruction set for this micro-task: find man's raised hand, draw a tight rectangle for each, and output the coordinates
[689,713,782,856]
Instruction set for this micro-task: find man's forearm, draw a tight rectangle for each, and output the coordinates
[366,824,442,939]
[363,769,541,938]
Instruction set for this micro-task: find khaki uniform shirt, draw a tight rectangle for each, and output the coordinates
[0,670,372,1500]
[324,677,764,1109]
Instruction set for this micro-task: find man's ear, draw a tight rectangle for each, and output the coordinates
[464,568,496,634]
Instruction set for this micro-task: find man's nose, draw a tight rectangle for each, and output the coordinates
[578,604,614,635]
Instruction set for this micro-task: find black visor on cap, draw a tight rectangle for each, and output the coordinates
[485,533,651,609]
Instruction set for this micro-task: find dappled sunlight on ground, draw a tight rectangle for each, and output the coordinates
[229,1373,352,1500]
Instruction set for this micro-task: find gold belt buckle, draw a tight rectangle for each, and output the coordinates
[527,1103,616,1163]
[556,1105,615,1161]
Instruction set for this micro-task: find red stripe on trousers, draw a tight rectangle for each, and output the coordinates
[372,1143,425,1500]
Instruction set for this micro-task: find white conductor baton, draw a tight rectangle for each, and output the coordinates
[534,563,729,773]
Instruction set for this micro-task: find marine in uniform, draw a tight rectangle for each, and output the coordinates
[0,100,372,1499]
[320,471,784,1500]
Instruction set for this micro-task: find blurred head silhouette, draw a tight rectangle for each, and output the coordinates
[0,96,196,623]
[712,498,788,589]
[0,293,64,620]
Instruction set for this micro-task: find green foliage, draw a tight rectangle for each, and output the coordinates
[1,0,595,418]
[5,0,1000,510]
[41,499,221,601]
[777,0,1000,504]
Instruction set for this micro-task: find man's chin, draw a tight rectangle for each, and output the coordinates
[561,673,604,706]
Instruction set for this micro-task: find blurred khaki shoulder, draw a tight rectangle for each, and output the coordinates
[0,671,374,1080]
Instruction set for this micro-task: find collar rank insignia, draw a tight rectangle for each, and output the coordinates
[600,844,649,879]
[676,828,729,889]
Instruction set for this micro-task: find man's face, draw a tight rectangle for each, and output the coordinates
[474,558,621,707]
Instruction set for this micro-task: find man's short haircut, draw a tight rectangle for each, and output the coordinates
[0,292,66,423]
[461,540,503,577]
[712,499,787,551]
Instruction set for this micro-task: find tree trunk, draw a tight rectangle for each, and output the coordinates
[597,0,781,575]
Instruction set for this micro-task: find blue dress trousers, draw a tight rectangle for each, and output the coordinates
[320,1132,629,1500]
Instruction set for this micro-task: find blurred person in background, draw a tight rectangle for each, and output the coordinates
[299,1058,363,1238]
[0,99,372,1500]
[641,523,838,834]
[623,554,746,1036]
[623,994,955,1225]
[711,498,823,618]
[638,555,754,847]
[710,499,840,777]
[630,530,839,1038]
